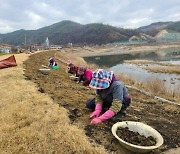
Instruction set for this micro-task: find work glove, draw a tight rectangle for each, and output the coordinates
[90,104,102,118]
[90,110,115,124]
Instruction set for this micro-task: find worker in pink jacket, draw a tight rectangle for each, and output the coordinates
[77,66,93,86]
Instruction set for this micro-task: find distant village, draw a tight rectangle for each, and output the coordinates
[1,29,180,54]
[0,37,65,54]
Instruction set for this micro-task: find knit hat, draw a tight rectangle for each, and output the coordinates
[89,69,113,89]
[67,60,72,65]
[48,57,53,61]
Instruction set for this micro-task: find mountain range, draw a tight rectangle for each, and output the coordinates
[0,20,179,46]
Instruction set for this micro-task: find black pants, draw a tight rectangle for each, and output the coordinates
[86,95,131,113]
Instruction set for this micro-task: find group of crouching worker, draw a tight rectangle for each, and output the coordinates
[67,60,132,124]
[49,57,131,124]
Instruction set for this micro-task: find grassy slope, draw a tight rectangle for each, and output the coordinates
[1,50,180,153]
[0,53,106,154]
[23,50,180,152]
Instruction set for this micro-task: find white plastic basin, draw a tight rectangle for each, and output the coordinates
[39,68,50,75]
[112,121,164,153]
[69,75,79,81]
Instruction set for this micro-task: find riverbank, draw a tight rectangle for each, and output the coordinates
[124,60,180,74]
[72,42,180,57]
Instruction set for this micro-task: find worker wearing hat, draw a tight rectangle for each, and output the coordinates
[77,66,93,86]
[48,57,57,67]
[87,69,131,124]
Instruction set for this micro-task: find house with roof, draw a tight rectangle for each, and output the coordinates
[32,44,42,51]
[0,43,12,53]
[50,45,62,50]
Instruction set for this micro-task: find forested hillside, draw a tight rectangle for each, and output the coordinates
[0,20,137,46]
[167,21,180,32]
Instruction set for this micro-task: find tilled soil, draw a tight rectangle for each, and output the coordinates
[24,50,180,154]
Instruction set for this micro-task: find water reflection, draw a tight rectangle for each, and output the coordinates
[84,52,162,67]
[110,63,180,90]
[83,49,180,90]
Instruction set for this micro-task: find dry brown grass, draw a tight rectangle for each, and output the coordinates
[124,60,156,65]
[56,50,102,71]
[124,59,179,66]
[144,77,180,102]
[125,59,180,74]
[144,77,166,95]
[0,53,6,56]
[0,53,106,154]
[144,66,180,74]
[116,73,144,89]
[119,74,180,103]
[56,50,87,66]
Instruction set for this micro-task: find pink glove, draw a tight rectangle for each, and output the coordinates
[90,104,102,118]
[90,110,115,124]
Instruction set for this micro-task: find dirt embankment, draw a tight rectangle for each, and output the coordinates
[24,50,180,154]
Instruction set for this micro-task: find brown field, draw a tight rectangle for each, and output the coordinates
[0,49,180,154]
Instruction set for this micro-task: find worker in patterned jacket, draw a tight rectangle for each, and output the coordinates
[86,69,131,124]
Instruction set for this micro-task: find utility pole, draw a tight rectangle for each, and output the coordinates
[0,38,2,44]
[25,34,27,49]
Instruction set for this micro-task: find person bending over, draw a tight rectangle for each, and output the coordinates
[86,69,131,124]
[48,57,57,67]
[77,66,93,86]
[66,60,78,76]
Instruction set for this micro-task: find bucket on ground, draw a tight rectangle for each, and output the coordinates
[51,65,59,70]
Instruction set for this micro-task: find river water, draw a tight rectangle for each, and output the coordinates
[83,48,180,90]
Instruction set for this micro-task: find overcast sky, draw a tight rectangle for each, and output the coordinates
[0,0,180,34]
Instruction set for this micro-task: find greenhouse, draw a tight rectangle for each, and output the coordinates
[159,32,180,41]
